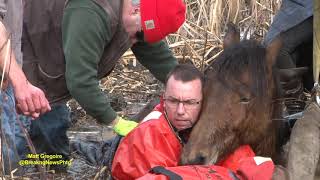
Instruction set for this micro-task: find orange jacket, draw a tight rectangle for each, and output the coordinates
[137,157,275,180]
[112,103,182,180]
[137,145,275,180]
[111,103,275,180]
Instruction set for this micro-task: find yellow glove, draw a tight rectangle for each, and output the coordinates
[113,116,138,136]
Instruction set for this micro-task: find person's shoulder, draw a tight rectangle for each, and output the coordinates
[66,0,91,8]
[65,0,106,16]
[122,118,164,142]
[125,103,168,135]
[63,0,110,35]
[124,117,170,145]
[129,114,166,133]
[138,115,166,130]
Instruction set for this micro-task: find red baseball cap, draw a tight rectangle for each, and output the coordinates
[140,0,186,43]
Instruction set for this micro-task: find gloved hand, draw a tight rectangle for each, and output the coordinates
[113,116,138,136]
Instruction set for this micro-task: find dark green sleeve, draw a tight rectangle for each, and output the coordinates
[131,41,178,83]
[62,1,117,124]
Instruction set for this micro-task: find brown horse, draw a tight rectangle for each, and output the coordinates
[179,35,284,165]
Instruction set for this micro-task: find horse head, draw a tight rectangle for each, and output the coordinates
[180,29,283,165]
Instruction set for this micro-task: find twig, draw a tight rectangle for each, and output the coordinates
[119,89,157,95]
[16,116,47,179]
[93,166,107,180]
[201,29,208,72]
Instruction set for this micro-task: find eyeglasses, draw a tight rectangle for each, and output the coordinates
[163,97,201,110]
[135,30,144,42]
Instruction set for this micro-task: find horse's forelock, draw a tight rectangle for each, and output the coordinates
[214,40,270,104]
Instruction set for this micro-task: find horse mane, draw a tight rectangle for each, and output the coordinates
[210,40,269,103]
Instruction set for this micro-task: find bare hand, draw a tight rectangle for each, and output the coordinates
[14,81,51,119]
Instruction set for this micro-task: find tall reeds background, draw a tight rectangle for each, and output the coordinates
[123,0,282,70]
[171,0,281,68]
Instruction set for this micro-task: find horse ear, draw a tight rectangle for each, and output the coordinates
[223,23,240,49]
[266,36,283,68]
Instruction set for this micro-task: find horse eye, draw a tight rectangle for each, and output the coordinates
[239,97,250,104]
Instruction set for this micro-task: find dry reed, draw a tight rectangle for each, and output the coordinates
[123,0,282,71]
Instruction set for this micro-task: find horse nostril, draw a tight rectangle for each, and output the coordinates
[196,155,205,164]
[188,154,205,165]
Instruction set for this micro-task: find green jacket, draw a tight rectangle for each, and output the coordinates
[23,0,177,124]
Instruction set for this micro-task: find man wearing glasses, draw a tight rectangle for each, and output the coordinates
[111,64,204,179]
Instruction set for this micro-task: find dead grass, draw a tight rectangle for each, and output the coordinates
[163,0,281,69]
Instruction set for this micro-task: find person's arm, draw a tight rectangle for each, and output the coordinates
[0,21,51,118]
[131,41,178,83]
[62,1,117,124]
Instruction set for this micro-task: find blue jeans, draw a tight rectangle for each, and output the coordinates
[0,85,21,173]
[27,104,71,158]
